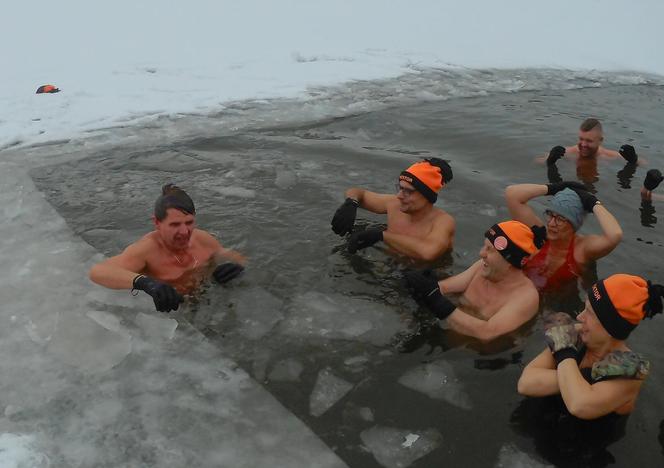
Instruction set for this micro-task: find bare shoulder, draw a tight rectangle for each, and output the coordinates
[512,275,539,304]
[192,228,221,248]
[432,207,456,229]
[125,232,159,256]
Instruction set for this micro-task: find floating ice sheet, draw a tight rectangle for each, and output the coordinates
[360,426,442,468]
[47,312,132,374]
[309,368,354,417]
[136,311,178,341]
[398,359,472,410]
[280,291,406,345]
[233,287,284,340]
[495,445,553,468]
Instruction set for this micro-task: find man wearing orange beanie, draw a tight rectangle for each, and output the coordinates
[518,274,664,420]
[405,220,545,341]
[330,158,455,261]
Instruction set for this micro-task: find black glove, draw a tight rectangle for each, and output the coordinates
[347,228,384,253]
[546,180,586,196]
[133,275,184,313]
[404,270,456,320]
[570,188,599,213]
[644,169,663,191]
[544,312,581,366]
[212,262,244,284]
[331,198,359,236]
[546,146,566,165]
[619,144,638,164]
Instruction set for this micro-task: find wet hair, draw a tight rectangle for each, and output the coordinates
[154,184,195,221]
[579,118,603,133]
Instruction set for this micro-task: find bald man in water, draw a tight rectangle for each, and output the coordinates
[543,118,640,165]
[89,184,245,312]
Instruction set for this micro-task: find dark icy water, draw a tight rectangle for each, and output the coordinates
[32,81,664,467]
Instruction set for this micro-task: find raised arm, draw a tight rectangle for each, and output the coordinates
[577,203,623,262]
[345,188,394,214]
[383,214,454,261]
[504,184,547,227]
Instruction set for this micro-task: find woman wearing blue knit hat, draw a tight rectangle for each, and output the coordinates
[505,181,623,292]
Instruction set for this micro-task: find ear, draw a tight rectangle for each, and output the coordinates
[152,215,160,229]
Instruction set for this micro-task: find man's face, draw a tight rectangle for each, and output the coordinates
[396,180,428,213]
[154,208,196,251]
[577,128,603,158]
[479,238,511,280]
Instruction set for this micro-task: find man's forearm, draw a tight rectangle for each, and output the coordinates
[89,263,140,290]
[383,231,445,261]
[445,309,494,341]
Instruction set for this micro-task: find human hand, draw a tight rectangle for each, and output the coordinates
[133,275,184,312]
[347,228,383,253]
[546,146,566,165]
[213,262,244,284]
[546,180,586,195]
[570,187,599,213]
[619,144,638,164]
[404,270,455,319]
[544,312,581,365]
[331,198,359,236]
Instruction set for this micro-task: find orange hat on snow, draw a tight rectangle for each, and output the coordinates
[588,274,664,339]
[399,158,453,203]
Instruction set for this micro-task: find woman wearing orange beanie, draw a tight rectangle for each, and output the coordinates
[518,274,664,419]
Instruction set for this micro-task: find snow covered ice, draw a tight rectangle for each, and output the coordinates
[398,359,472,410]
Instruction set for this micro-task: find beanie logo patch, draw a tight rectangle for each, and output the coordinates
[399,174,413,184]
[592,284,602,301]
[493,236,508,251]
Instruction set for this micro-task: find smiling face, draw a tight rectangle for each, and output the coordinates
[479,238,511,280]
[544,210,574,241]
[396,180,429,213]
[577,127,603,158]
[154,208,196,251]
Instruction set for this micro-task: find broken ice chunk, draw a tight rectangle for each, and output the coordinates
[360,425,441,468]
[398,360,472,410]
[309,368,353,417]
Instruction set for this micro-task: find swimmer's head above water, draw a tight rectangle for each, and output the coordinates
[577,118,604,159]
[546,188,586,232]
[399,157,453,204]
[587,274,664,340]
[153,184,197,251]
[484,220,546,270]
[154,183,196,220]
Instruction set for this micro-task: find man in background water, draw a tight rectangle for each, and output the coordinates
[89,184,245,312]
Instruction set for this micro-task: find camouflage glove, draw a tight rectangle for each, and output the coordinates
[544,312,581,366]
[591,351,650,382]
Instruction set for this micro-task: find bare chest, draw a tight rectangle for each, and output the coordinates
[460,276,511,319]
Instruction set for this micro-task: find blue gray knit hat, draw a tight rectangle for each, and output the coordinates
[547,188,585,231]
